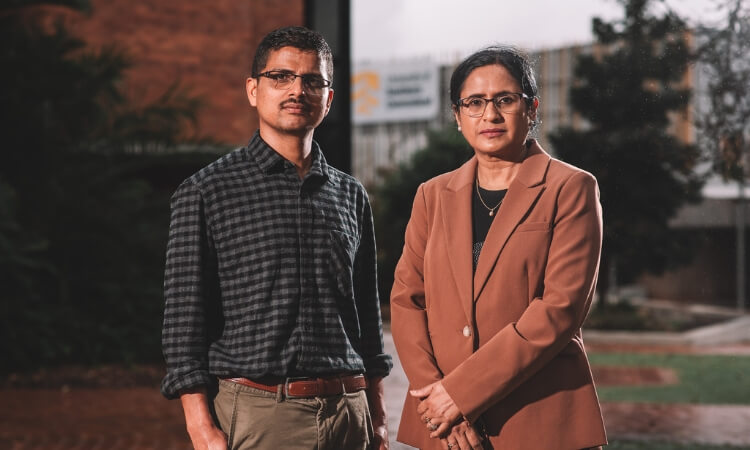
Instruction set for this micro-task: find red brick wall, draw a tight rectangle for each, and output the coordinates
[62,0,305,145]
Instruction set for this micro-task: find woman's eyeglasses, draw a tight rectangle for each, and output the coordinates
[457,93,530,117]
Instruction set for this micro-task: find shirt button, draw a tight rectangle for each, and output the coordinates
[462,326,471,337]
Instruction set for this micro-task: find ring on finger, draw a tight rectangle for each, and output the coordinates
[429,422,438,431]
[447,443,456,449]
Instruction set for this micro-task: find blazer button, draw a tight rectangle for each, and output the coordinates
[462,326,471,337]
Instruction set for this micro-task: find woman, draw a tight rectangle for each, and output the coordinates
[391,46,607,450]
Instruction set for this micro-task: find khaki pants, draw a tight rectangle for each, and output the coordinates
[214,379,373,450]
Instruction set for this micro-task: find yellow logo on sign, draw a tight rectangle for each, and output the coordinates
[352,71,379,115]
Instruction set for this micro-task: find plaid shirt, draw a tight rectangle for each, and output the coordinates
[161,132,392,399]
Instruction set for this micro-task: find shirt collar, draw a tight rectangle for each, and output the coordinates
[247,131,330,180]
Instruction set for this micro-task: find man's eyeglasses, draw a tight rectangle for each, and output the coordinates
[256,70,332,94]
[457,93,530,117]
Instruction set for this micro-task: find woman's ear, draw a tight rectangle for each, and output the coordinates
[526,97,539,128]
[530,97,539,121]
[453,108,462,132]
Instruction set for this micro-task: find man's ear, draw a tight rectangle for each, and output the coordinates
[246,77,258,107]
[324,88,334,116]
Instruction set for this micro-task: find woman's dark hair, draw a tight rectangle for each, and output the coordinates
[449,45,538,109]
[251,26,334,82]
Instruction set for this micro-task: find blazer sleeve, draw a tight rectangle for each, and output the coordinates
[442,171,603,422]
[390,183,444,388]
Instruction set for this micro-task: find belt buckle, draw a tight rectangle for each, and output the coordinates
[283,376,308,398]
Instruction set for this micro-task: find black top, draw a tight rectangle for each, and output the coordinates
[472,183,507,271]
[161,131,392,399]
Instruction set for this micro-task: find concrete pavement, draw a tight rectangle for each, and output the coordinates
[382,330,414,450]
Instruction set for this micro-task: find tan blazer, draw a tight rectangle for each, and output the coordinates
[391,141,607,450]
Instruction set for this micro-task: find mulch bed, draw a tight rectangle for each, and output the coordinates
[1,364,166,389]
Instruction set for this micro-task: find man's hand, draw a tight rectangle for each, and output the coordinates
[179,387,228,450]
[410,381,462,438]
[186,422,227,450]
[366,376,389,449]
[371,422,389,450]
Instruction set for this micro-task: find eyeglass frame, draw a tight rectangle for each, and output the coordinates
[455,92,532,117]
[255,70,332,93]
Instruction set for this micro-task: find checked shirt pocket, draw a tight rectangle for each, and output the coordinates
[329,230,358,298]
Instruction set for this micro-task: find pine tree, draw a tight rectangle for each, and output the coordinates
[548,0,703,305]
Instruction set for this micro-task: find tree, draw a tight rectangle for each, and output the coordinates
[0,0,214,372]
[373,127,471,306]
[695,0,750,311]
[548,0,703,305]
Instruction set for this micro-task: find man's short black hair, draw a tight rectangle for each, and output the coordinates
[251,26,334,83]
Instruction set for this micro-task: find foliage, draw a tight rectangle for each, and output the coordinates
[695,0,750,183]
[694,0,750,310]
[0,1,217,373]
[585,300,657,331]
[588,352,750,404]
[372,127,472,304]
[585,299,729,331]
[548,0,703,303]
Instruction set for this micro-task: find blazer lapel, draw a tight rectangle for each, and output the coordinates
[441,158,477,324]
[473,142,551,301]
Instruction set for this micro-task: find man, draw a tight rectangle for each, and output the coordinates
[161,26,392,450]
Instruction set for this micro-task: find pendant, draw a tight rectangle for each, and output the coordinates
[489,210,494,217]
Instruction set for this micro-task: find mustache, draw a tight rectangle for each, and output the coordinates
[280,98,309,109]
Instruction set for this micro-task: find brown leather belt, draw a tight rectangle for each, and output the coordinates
[223,374,367,398]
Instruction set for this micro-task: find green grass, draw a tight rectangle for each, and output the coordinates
[607,440,750,449]
[588,352,750,404]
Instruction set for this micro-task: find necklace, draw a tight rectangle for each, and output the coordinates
[475,178,503,216]
[474,144,527,216]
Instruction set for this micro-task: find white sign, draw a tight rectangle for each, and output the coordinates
[352,61,439,124]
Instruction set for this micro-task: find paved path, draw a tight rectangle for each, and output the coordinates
[382,331,415,450]
[2,331,750,449]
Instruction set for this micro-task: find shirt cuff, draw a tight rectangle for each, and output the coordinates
[160,368,215,400]
[364,353,393,378]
